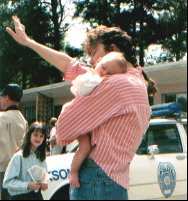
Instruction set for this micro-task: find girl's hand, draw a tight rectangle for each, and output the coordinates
[40,183,48,191]
[28,182,41,191]
[6,16,31,46]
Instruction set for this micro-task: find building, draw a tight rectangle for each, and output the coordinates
[21,60,187,124]
[145,60,187,105]
[21,82,73,124]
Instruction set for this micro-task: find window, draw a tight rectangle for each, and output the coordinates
[162,93,176,103]
[137,133,148,155]
[162,93,187,104]
[21,102,36,125]
[137,124,183,154]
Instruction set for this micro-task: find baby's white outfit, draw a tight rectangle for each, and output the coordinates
[71,71,103,96]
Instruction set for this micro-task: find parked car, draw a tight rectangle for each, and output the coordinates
[129,118,187,200]
[42,104,187,200]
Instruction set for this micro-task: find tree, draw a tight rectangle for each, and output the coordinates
[64,44,84,58]
[40,0,73,50]
[157,0,187,61]
[0,0,69,89]
[73,0,187,65]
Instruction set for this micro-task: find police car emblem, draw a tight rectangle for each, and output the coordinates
[157,162,176,198]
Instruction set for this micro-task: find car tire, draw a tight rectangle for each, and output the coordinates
[50,185,70,200]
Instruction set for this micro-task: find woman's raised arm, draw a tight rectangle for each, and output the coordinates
[6,16,73,73]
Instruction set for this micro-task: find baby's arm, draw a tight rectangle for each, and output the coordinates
[69,134,92,188]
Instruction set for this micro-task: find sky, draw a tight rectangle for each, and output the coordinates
[65,19,89,48]
[59,0,89,48]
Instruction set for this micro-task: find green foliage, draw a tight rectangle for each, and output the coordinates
[73,0,187,64]
[0,0,62,89]
[64,44,84,58]
[41,0,70,50]
[157,0,187,61]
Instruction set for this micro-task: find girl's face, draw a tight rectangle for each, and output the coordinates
[31,130,45,149]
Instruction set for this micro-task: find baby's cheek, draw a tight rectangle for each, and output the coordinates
[95,66,100,73]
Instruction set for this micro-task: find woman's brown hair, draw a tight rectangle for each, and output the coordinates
[85,25,158,98]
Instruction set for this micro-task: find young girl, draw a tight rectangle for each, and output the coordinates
[68,52,128,188]
[3,122,48,200]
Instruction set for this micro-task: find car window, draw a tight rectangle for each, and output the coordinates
[137,124,183,154]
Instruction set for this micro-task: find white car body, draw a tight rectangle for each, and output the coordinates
[42,119,187,200]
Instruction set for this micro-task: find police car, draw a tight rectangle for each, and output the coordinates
[43,103,187,200]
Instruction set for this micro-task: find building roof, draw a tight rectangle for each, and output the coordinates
[145,60,187,85]
[22,81,72,103]
[22,60,187,103]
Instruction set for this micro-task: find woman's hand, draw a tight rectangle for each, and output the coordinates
[6,16,31,46]
[28,182,41,191]
[40,183,48,191]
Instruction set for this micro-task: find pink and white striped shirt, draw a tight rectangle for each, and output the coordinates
[56,61,151,189]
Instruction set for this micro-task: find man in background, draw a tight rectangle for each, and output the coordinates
[49,117,65,155]
[0,84,27,200]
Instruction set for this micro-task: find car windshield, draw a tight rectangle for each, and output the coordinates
[137,123,183,154]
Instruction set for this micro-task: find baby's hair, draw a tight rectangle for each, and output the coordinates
[110,52,127,72]
[101,52,128,73]
[22,122,47,162]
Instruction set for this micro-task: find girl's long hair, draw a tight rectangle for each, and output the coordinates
[22,122,47,162]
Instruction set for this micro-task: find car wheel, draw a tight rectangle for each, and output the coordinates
[50,185,70,200]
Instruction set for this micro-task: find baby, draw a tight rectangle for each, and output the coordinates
[71,51,127,97]
[68,52,127,188]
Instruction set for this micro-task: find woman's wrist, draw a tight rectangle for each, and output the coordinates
[26,38,36,48]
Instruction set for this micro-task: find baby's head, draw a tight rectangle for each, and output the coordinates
[95,52,127,76]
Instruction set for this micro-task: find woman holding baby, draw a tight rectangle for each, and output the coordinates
[6,16,156,200]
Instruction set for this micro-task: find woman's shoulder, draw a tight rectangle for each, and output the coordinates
[102,70,145,90]
[103,74,129,85]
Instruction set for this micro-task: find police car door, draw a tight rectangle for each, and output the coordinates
[129,121,187,200]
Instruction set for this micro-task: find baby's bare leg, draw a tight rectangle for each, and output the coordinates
[69,134,91,188]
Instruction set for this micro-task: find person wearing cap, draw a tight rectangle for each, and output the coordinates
[0,84,28,200]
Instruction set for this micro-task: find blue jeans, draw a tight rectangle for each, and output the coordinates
[70,159,128,200]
